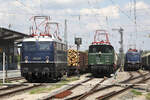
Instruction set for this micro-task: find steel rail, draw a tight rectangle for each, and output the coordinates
[66,72,150,100]
[0,84,42,97]
[43,78,94,100]
[96,73,150,100]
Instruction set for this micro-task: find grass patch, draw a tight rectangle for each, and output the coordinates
[146,93,150,100]
[131,89,142,96]
[0,80,2,83]
[0,80,12,84]
[29,77,79,94]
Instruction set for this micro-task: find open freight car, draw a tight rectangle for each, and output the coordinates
[142,52,150,70]
[67,49,88,76]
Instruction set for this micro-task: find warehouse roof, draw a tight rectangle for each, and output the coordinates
[0,27,29,41]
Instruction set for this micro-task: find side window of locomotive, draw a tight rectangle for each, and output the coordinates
[62,44,64,51]
[63,45,67,51]
[57,43,61,50]
[61,44,63,50]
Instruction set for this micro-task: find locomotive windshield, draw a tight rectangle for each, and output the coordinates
[126,53,140,61]
[22,42,52,52]
[39,42,50,51]
[23,42,37,52]
[89,45,114,53]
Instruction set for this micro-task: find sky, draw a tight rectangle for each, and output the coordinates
[1,0,150,53]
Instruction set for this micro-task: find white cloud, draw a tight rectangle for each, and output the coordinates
[44,0,91,5]
[85,23,100,31]
[125,1,149,10]
[51,0,73,4]
[136,1,149,9]
[80,5,120,19]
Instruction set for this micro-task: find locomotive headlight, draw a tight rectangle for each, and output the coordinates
[136,61,139,63]
[128,61,130,63]
[25,56,28,63]
[46,56,49,63]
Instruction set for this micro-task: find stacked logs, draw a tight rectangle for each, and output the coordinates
[67,49,79,66]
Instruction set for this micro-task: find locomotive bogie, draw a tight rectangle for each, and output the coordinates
[21,62,66,81]
[124,63,141,71]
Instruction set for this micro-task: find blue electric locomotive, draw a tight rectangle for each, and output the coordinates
[20,36,67,82]
[124,49,141,71]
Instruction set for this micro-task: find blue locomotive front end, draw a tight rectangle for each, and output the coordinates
[124,51,141,71]
[21,40,67,82]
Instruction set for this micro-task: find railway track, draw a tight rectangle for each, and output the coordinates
[2,71,147,100]
[0,77,25,82]
[96,72,150,100]
[65,78,107,100]
[0,83,42,98]
[62,71,150,100]
[42,77,100,100]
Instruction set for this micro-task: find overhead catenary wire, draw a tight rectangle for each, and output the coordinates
[109,0,135,23]
[15,0,37,14]
[133,0,137,48]
[87,0,106,29]
[109,0,150,50]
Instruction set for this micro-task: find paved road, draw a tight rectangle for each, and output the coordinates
[0,70,21,79]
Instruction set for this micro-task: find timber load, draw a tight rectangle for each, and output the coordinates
[67,49,79,66]
[67,49,88,74]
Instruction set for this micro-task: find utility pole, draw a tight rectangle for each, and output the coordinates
[112,27,124,71]
[75,38,82,78]
[64,19,68,48]
[3,52,5,84]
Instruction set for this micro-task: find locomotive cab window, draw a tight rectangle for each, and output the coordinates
[22,42,52,52]
[89,45,114,53]
[38,42,51,51]
[23,42,37,52]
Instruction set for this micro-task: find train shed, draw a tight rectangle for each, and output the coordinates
[0,27,29,70]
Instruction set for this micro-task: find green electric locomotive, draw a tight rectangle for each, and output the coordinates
[88,30,120,77]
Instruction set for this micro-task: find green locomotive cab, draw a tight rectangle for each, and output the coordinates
[88,44,118,76]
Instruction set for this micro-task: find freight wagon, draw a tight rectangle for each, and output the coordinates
[67,49,88,76]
